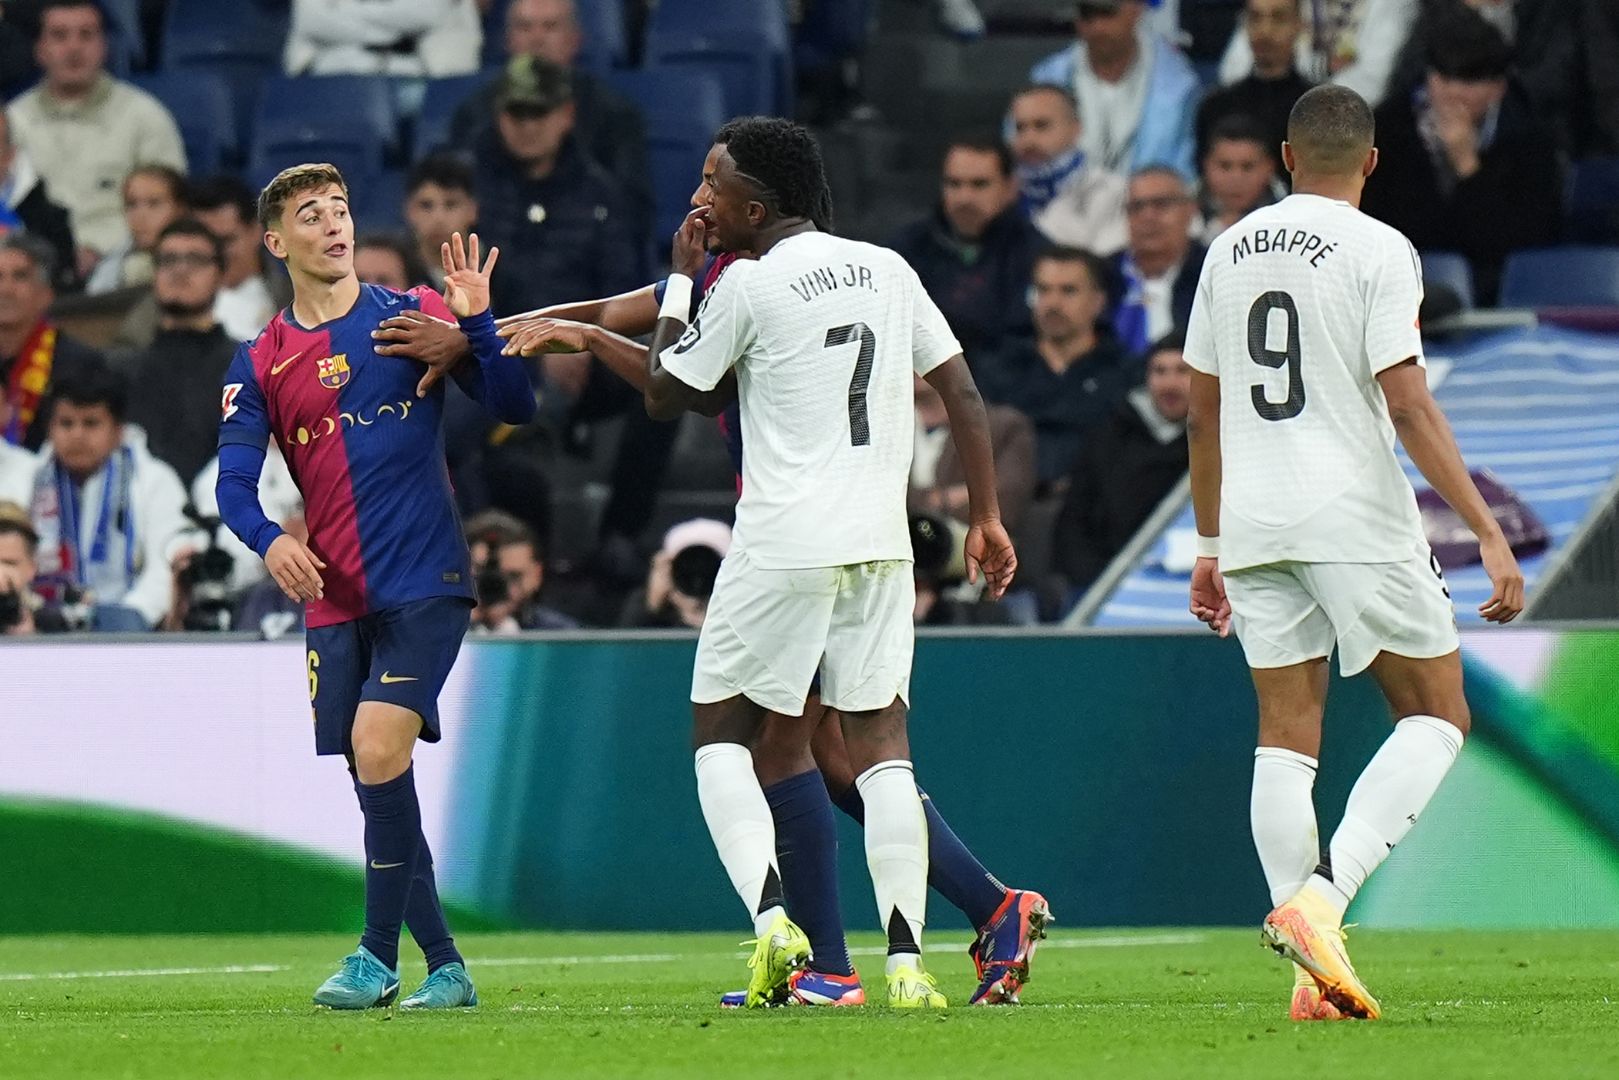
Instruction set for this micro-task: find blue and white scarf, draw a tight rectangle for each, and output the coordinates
[30,445,138,604]
[1018,144,1087,217]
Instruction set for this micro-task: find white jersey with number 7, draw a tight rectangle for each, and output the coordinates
[658,231,961,570]
[1183,192,1431,573]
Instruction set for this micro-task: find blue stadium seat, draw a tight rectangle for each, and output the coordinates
[1499,247,1619,308]
[1567,156,1619,245]
[102,0,144,75]
[351,169,408,233]
[645,0,792,118]
[131,72,237,174]
[414,73,489,160]
[163,0,290,139]
[255,75,399,153]
[607,69,726,240]
[249,118,386,193]
[1420,251,1475,310]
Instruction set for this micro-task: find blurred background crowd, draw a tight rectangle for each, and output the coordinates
[0,0,1615,638]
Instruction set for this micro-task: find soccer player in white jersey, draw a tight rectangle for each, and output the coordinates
[640,117,1018,1009]
[1183,85,1525,1021]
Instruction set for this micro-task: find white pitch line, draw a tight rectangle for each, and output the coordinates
[0,933,1207,983]
[0,964,287,982]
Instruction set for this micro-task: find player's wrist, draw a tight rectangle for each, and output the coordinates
[1195,533,1220,560]
[659,274,694,325]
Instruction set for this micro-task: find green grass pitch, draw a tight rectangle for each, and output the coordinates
[4,928,1617,1079]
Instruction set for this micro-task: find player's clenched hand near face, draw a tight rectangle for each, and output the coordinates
[1189,556,1231,637]
[672,207,709,279]
[440,231,499,319]
[964,519,1017,600]
[266,533,327,603]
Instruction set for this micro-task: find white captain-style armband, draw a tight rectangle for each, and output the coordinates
[1195,534,1220,560]
[659,274,694,325]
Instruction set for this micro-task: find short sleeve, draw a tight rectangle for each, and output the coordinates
[908,268,961,376]
[657,267,757,393]
[408,284,456,322]
[1364,233,1426,375]
[1182,257,1219,376]
[217,345,271,451]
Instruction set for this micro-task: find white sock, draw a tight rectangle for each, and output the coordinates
[694,743,782,937]
[1251,746,1321,908]
[855,759,928,964]
[1309,715,1464,915]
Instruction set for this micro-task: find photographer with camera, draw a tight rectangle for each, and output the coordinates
[464,509,576,634]
[621,518,731,631]
[0,502,66,635]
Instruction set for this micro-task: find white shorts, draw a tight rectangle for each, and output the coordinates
[690,549,914,716]
[1223,548,1460,677]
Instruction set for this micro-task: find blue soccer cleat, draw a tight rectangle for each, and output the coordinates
[968,889,1052,1005]
[399,962,479,1010]
[312,946,400,1009]
[720,968,866,1008]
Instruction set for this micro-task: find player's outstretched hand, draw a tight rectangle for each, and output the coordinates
[266,533,326,604]
[1478,533,1525,624]
[964,518,1017,600]
[441,231,499,319]
[1189,557,1231,637]
[497,316,591,357]
[672,208,708,279]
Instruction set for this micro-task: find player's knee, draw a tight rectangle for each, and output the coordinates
[350,726,413,784]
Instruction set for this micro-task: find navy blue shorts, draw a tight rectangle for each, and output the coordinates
[305,596,472,757]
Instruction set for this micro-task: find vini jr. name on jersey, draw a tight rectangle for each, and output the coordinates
[789,263,877,303]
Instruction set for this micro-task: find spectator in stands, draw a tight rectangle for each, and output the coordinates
[26,368,198,631]
[1196,0,1313,171]
[0,397,33,504]
[1030,0,1201,178]
[452,0,651,238]
[464,509,578,633]
[283,0,481,78]
[1110,166,1206,356]
[7,0,185,280]
[84,165,188,296]
[122,220,237,487]
[911,373,1036,538]
[1008,84,1129,254]
[0,504,70,635]
[1360,7,1560,305]
[190,176,281,344]
[978,247,1131,489]
[474,56,644,316]
[890,135,1043,367]
[1197,115,1285,243]
[1053,331,1190,597]
[0,234,103,451]
[354,233,424,291]
[0,109,77,293]
[404,155,479,292]
[624,518,731,630]
[1218,0,1416,108]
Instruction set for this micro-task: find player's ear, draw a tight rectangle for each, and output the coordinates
[1363,146,1379,180]
[1280,141,1295,175]
[263,227,287,262]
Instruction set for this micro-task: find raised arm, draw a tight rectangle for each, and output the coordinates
[924,356,1016,599]
[1378,360,1523,622]
[495,286,662,340]
[436,233,536,425]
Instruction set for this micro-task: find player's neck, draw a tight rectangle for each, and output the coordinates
[289,273,362,329]
[754,219,817,257]
[1289,174,1364,208]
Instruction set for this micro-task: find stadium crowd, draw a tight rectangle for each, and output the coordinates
[0,0,1615,637]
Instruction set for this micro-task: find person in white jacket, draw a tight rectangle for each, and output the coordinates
[190,440,300,594]
[1219,0,1416,108]
[284,0,482,78]
[25,368,199,630]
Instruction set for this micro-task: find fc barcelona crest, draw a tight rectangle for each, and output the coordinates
[316,353,351,390]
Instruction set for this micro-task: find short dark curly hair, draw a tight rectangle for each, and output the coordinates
[713,116,831,228]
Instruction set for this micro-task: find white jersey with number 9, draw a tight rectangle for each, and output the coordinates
[1183,193,1430,573]
[659,231,961,570]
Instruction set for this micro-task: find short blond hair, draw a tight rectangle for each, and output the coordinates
[257,163,349,230]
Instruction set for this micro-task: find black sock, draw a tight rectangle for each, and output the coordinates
[765,769,854,977]
[356,766,422,971]
[406,830,463,973]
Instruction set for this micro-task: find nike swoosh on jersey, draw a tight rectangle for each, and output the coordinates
[379,672,418,684]
[271,349,306,375]
[370,860,405,870]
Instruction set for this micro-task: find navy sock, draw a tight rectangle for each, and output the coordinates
[406,832,464,973]
[836,783,1006,930]
[765,770,854,977]
[356,766,422,971]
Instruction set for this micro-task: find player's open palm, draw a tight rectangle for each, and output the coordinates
[441,232,499,318]
[964,519,1017,600]
[1478,534,1525,623]
[266,533,327,604]
[498,317,590,357]
[1190,558,1231,637]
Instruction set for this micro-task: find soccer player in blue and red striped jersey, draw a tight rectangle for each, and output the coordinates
[489,130,1050,1008]
[215,164,535,1010]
